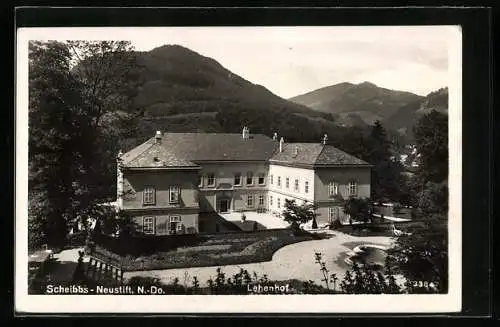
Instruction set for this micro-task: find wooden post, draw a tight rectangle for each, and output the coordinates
[97,261,104,280]
[90,259,97,279]
[105,264,111,279]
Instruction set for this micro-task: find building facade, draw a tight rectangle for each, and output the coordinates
[117,128,371,235]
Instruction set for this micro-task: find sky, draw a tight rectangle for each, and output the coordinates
[21,26,460,99]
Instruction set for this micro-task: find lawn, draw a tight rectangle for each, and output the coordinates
[91,229,322,272]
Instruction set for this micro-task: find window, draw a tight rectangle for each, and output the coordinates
[328,181,339,196]
[258,174,265,185]
[349,181,358,196]
[234,173,242,186]
[246,172,253,185]
[277,176,281,188]
[269,196,273,206]
[143,217,155,235]
[328,207,336,222]
[294,179,299,192]
[305,181,309,194]
[207,174,215,187]
[169,216,182,234]
[247,195,254,207]
[285,177,290,189]
[258,194,264,206]
[170,216,181,222]
[270,175,274,185]
[277,198,281,209]
[198,175,203,188]
[143,186,155,205]
[169,186,180,204]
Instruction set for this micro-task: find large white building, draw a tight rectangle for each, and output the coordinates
[116,127,372,235]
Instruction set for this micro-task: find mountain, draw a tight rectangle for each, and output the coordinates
[119,44,343,149]
[288,81,424,126]
[384,87,448,136]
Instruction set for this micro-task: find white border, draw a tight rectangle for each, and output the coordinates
[15,26,462,314]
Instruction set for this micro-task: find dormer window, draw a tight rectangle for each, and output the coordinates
[258,174,265,185]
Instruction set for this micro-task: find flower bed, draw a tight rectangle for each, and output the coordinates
[91,229,321,271]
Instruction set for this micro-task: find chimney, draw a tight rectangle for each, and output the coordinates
[294,145,299,156]
[279,137,284,152]
[155,131,162,144]
[272,132,278,141]
[322,133,328,145]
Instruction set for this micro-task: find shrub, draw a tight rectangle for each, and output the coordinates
[392,203,404,214]
[331,219,343,230]
[66,231,88,248]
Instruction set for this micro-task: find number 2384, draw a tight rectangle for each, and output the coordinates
[412,281,435,288]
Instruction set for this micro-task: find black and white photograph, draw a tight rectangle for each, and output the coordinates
[16,24,462,313]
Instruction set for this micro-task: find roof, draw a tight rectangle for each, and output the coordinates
[121,132,278,168]
[121,132,369,169]
[270,143,370,167]
[121,139,199,168]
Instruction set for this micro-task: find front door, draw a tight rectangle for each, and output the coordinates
[220,199,229,213]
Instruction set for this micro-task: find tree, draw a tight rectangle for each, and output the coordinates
[29,41,90,248]
[368,120,392,163]
[413,110,448,184]
[387,111,449,293]
[66,41,144,203]
[343,197,372,223]
[282,199,317,231]
[366,121,405,202]
[28,41,141,248]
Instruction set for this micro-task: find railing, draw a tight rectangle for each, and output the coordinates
[86,255,125,285]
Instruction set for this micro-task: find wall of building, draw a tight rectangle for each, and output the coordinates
[197,162,268,213]
[121,169,200,210]
[315,204,350,225]
[314,167,371,201]
[128,209,199,235]
[268,164,315,201]
[313,167,371,225]
[266,164,315,215]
